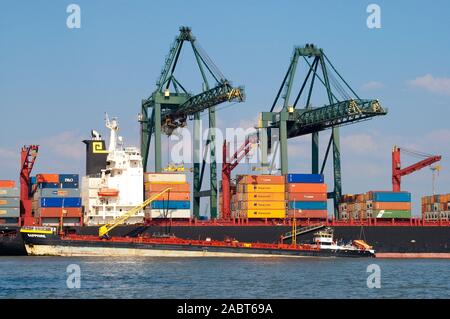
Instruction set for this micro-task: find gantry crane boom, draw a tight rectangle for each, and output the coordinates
[392,146,441,192]
[140,26,244,219]
[258,44,387,217]
[98,187,172,238]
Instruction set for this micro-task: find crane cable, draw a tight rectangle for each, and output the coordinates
[400,147,435,159]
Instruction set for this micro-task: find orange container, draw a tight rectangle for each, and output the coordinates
[146,192,190,201]
[237,175,285,185]
[37,208,83,218]
[287,183,327,193]
[287,210,328,219]
[0,180,15,188]
[287,192,327,202]
[373,202,411,210]
[144,183,190,193]
[238,192,286,201]
[36,174,60,183]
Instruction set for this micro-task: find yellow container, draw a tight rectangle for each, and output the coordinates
[238,192,285,201]
[239,201,286,210]
[244,209,286,219]
[241,184,285,193]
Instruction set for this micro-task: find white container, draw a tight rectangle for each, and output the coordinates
[146,209,191,219]
[144,173,187,183]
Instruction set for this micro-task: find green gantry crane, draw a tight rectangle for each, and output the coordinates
[258,44,387,217]
[139,26,245,219]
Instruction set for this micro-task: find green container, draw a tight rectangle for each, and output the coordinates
[374,209,411,218]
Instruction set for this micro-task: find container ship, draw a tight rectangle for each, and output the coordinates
[1,27,450,258]
[1,117,450,258]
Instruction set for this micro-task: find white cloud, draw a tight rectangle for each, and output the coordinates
[408,74,450,95]
[361,81,384,90]
[40,131,85,160]
[341,133,378,154]
[425,129,450,144]
[0,147,17,161]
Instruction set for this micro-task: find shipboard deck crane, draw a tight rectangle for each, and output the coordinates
[98,188,172,238]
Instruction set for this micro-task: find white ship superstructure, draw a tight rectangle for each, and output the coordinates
[82,115,144,225]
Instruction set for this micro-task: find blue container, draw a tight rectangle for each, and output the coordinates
[151,201,191,210]
[61,182,79,189]
[40,197,81,208]
[38,182,61,189]
[30,176,37,185]
[372,192,411,202]
[286,174,324,184]
[59,174,79,183]
[289,201,327,210]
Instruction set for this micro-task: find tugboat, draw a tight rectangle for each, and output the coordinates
[311,227,375,257]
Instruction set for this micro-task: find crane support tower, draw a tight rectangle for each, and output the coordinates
[139,26,245,219]
[392,146,441,192]
[258,44,387,217]
[20,145,39,226]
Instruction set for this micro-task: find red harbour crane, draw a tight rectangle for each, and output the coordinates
[392,146,441,192]
[20,145,39,226]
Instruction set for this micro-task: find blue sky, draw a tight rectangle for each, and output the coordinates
[1,0,450,215]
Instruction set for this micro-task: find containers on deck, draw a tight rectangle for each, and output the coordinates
[0,180,20,225]
[286,174,327,219]
[234,175,286,219]
[339,191,412,219]
[32,174,83,226]
[422,194,450,220]
[144,173,191,219]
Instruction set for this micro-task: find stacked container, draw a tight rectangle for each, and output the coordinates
[286,174,327,219]
[235,175,286,219]
[422,194,450,220]
[144,173,191,219]
[339,193,367,219]
[366,191,411,218]
[0,180,20,225]
[32,174,83,226]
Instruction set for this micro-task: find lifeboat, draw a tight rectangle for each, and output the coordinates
[98,188,119,197]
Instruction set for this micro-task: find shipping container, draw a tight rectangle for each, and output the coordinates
[145,192,190,201]
[146,209,191,219]
[374,210,412,218]
[59,174,79,183]
[0,198,20,208]
[38,182,61,189]
[286,210,328,219]
[286,174,324,184]
[39,197,82,208]
[40,217,82,226]
[241,184,285,193]
[372,202,411,210]
[0,180,15,188]
[144,173,187,183]
[0,188,20,197]
[0,217,19,225]
[237,192,286,201]
[237,175,285,185]
[144,183,190,193]
[0,207,20,218]
[243,209,286,219]
[34,188,81,198]
[238,201,286,210]
[287,192,328,202]
[151,200,190,210]
[287,183,327,193]
[288,201,327,210]
[36,207,83,218]
[368,191,411,202]
[61,182,79,189]
[36,174,60,183]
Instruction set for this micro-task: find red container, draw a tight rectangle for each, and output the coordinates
[145,192,190,201]
[287,183,327,193]
[36,174,60,183]
[0,180,15,188]
[37,207,82,218]
[287,210,328,219]
[287,192,327,202]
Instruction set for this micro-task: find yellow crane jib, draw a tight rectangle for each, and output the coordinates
[98,187,172,238]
